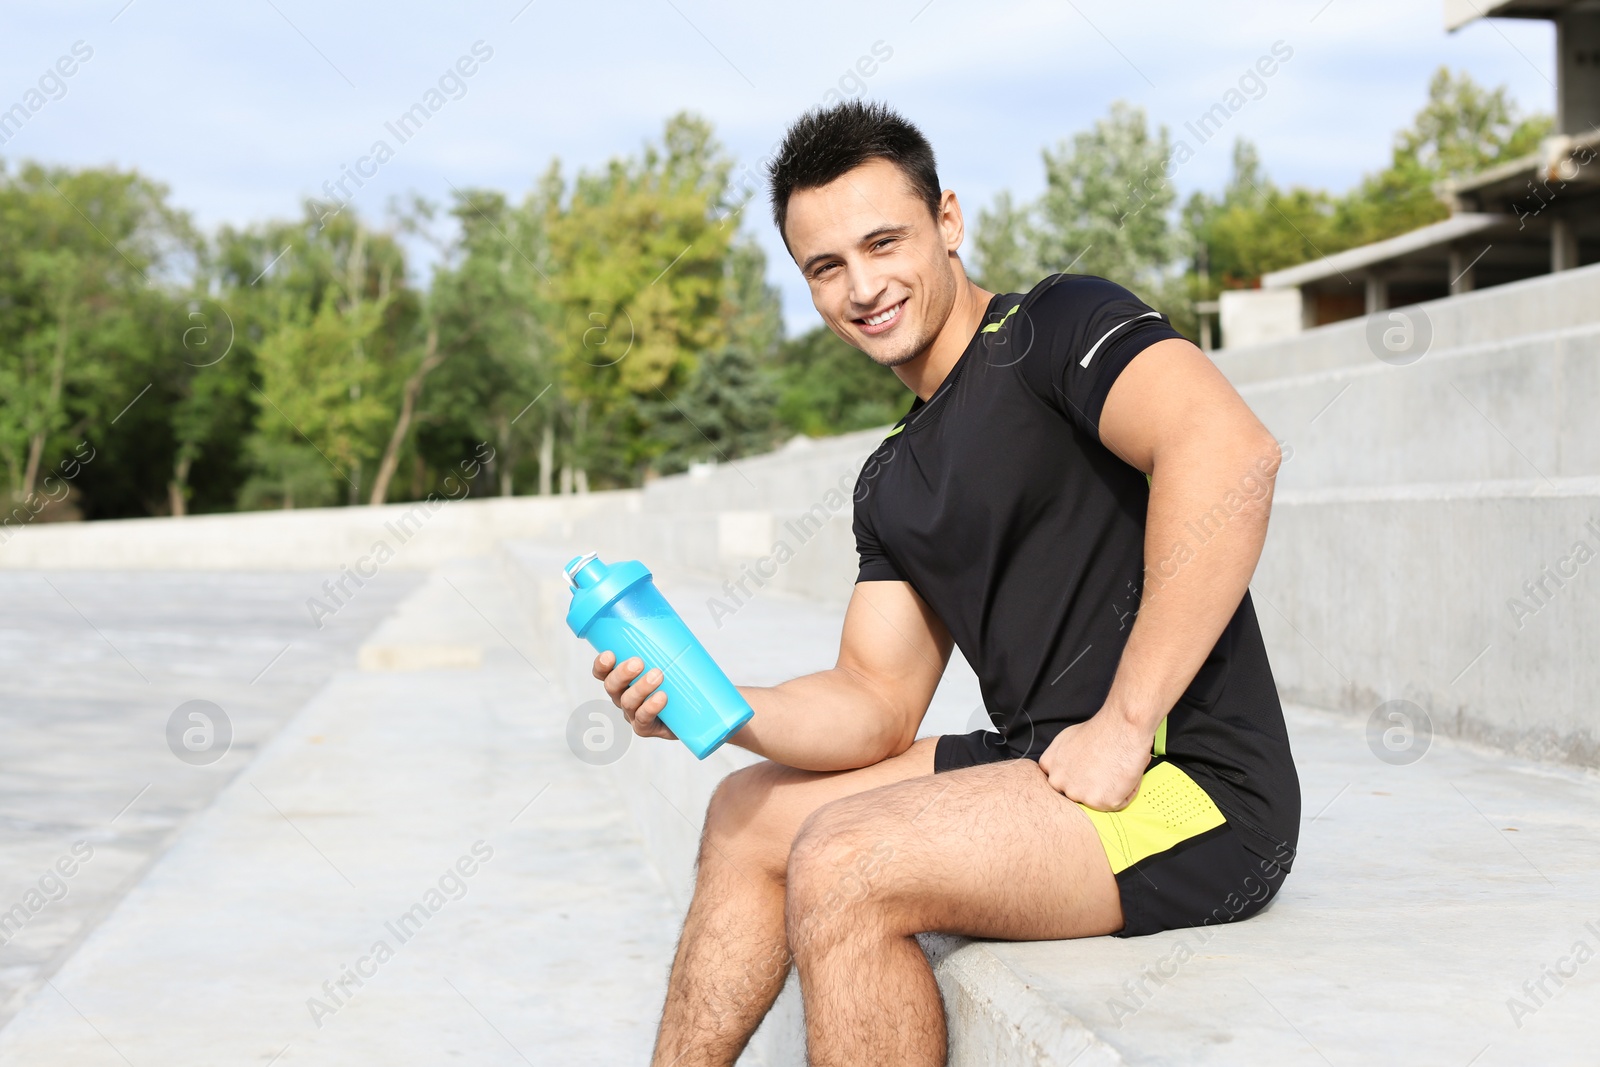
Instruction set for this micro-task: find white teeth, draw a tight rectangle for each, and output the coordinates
[864,301,902,327]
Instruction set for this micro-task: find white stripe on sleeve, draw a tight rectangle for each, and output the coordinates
[1079,311,1163,368]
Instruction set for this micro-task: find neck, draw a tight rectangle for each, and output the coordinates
[894,277,995,403]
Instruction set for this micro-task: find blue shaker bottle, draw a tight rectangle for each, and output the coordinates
[563,552,754,759]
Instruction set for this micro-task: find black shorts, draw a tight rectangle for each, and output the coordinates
[933,736,1289,938]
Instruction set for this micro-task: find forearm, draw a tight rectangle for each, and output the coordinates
[727,667,906,772]
[1104,438,1280,734]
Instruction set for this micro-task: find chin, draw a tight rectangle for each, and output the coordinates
[864,343,915,374]
[872,341,923,369]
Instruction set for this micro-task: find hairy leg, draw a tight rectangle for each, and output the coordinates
[785,757,1122,1066]
[650,736,940,1067]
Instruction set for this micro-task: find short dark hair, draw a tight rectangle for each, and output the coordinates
[766,100,942,252]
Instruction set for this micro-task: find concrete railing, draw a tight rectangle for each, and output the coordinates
[0,492,614,570]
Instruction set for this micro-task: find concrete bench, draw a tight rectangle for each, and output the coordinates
[508,542,1600,1065]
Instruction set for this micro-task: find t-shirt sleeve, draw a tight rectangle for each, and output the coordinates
[851,476,904,583]
[1013,274,1189,438]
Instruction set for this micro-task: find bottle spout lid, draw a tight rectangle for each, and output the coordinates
[563,553,652,636]
[564,552,602,590]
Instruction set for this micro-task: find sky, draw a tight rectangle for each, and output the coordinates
[0,0,1557,336]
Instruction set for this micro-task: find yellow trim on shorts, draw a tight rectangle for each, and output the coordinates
[1076,760,1225,875]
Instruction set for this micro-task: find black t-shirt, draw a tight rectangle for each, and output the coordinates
[851,273,1300,870]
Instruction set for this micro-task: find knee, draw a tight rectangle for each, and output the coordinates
[784,807,898,955]
[699,761,786,874]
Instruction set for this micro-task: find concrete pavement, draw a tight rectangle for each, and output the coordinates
[0,559,679,1065]
[0,569,417,1028]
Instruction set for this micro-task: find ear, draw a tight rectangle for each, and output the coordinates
[938,189,964,253]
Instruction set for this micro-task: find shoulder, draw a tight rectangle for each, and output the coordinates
[1015,273,1161,330]
[1006,272,1176,360]
[989,274,1167,368]
[1005,274,1186,432]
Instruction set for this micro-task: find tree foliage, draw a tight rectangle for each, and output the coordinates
[975,66,1552,321]
[0,72,1553,525]
[1182,66,1552,300]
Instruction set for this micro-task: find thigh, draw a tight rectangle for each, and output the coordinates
[710,735,941,880]
[790,756,1122,940]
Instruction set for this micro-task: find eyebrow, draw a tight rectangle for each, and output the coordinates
[800,224,909,276]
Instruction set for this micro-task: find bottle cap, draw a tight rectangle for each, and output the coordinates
[564,552,602,590]
[563,553,652,638]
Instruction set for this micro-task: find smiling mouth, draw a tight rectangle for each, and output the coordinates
[856,298,907,332]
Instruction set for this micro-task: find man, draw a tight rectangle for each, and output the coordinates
[591,100,1300,1066]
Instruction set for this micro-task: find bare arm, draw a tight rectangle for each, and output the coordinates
[1038,335,1282,809]
[594,578,952,772]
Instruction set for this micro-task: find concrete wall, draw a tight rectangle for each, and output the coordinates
[640,428,886,513]
[1219,288,1302,348]
[527,481,1600,773]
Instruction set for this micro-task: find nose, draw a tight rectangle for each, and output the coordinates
[847,255,890,314]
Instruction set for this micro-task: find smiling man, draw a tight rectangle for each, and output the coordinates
[591,100,1301,1066]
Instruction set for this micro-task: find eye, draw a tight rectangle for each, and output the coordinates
[873,237,896,251]
[812,262,837,280]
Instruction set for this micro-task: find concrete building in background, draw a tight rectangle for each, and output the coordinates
[1216,0,1599,348]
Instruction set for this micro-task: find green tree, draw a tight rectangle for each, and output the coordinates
[1186,69,1554,296]
[772,324,909,436]
[229,207,419,509]
[640,232,784,472]
[419,179,560,499]
[544,112,740,487]
[1335,65,1551,247]
[0,160,196,517]
[1035,101,1177,288]
[973,102,1186,325]
[1184,140,1343,294]
[972,189,1040,295]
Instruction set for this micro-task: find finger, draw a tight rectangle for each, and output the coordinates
[632,686,668,726]
[634,714,670,739]
[592,649,616,680]
[621,667,664,713]
[604,656,646,702]
[631,693,675,739]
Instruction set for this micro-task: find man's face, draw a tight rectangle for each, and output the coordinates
[784,157,961,369]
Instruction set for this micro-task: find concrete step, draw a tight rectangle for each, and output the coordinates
[1243,322,1600,491]
[1212,260,1600,386]
[510,461,1600,775]
[0,493,607,571]
[1252,476,1600,767]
